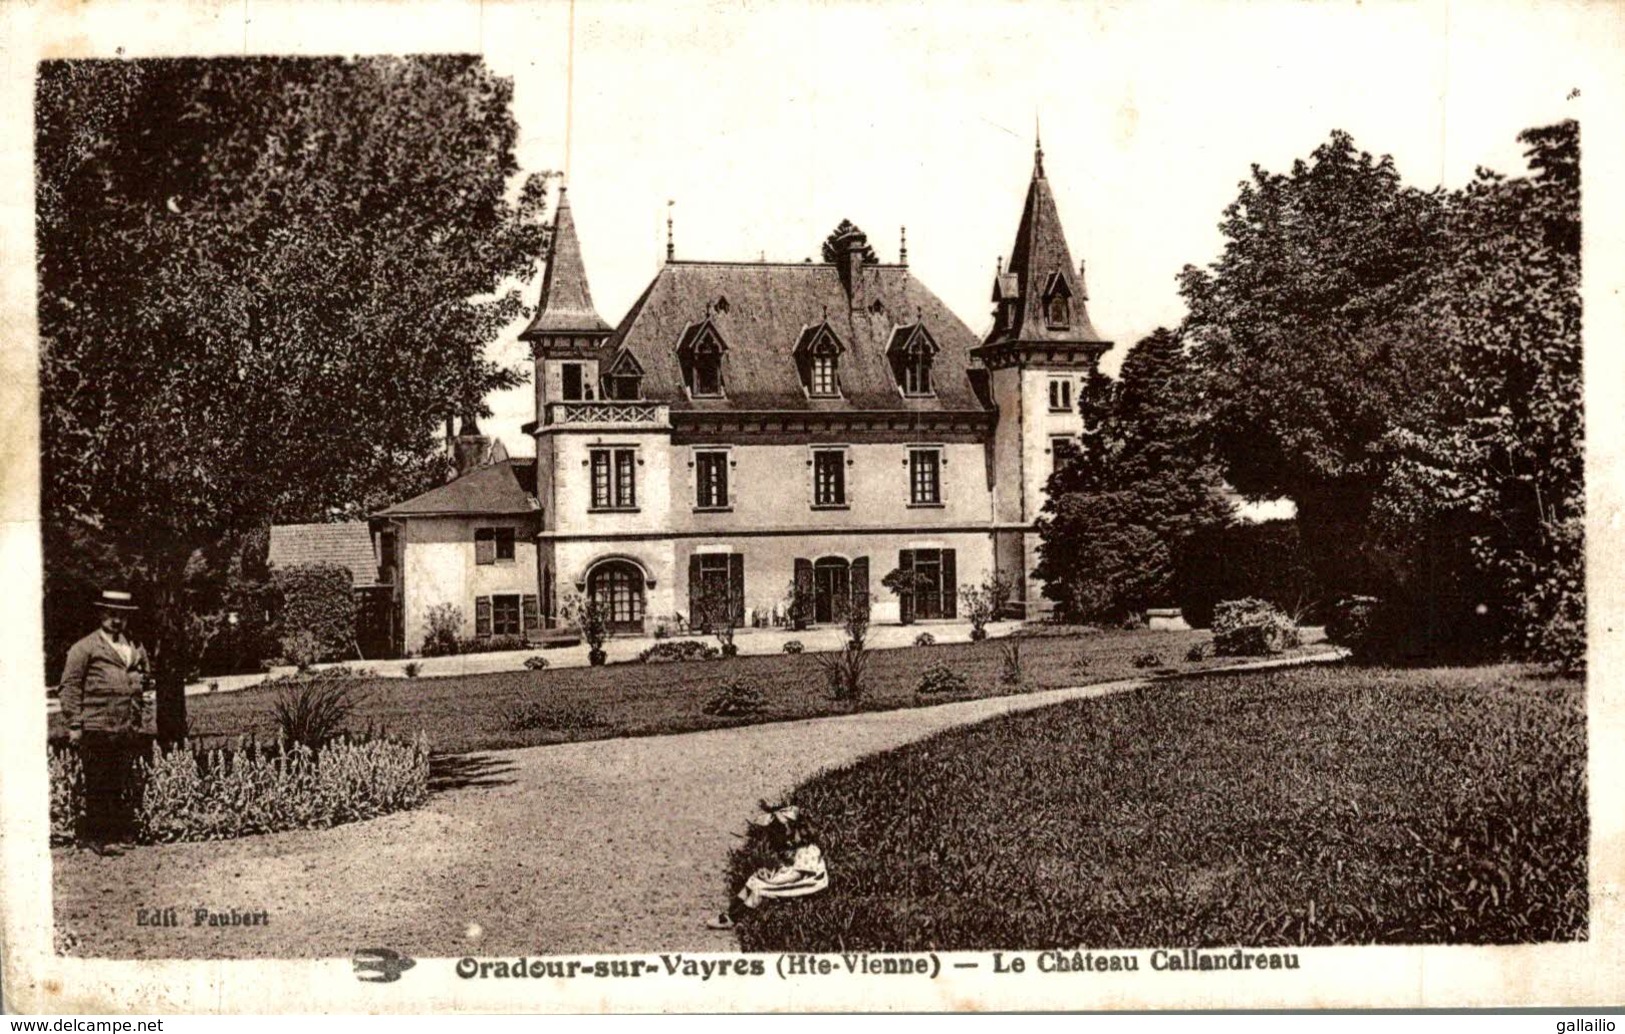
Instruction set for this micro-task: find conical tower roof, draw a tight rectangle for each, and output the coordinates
[983,140,1107,347]
[521,186,612,340]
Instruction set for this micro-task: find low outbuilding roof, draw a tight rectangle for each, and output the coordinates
[267,522,381,588]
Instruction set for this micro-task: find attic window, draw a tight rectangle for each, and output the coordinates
[794,323,846,399]
[677,321,728,399]
[714,295,730,315]
[694,340,724,397]
[869,298,886,315]
[602,349,644,400]
[888,323,939,398]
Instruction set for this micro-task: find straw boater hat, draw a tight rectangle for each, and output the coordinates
[94,589,138,611]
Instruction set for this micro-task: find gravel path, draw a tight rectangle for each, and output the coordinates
[54,653,1339,959]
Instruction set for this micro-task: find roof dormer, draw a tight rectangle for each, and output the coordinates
[602,347,645,400]
[676,319,728,398]
[887,323,939,397]
[795,321,846,398]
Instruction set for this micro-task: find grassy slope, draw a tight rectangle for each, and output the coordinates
[730,663,1587,951]
[56,628,1326,756]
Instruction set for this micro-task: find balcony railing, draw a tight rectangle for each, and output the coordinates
[544,400,669,428]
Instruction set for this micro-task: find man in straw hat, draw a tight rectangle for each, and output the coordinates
[59,588,152,853]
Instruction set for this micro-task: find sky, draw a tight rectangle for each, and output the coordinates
[456,0,1603,455]
[7,0,1615,458]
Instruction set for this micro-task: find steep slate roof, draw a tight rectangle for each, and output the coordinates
[609,261,988,412]
[521,187,612,340]
[375,459,539,518]
[984,143,1109,347]
[268,522,381,588]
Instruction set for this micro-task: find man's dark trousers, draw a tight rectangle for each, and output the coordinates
[78,731,148,844]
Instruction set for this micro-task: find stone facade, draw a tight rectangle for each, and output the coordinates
[375,142,1112,652]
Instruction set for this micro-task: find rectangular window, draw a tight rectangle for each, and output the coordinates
[491,593,522,636]
[810,355,839,397]
[590,448,638,510]
[562,363,594,401]
[1049,377,1073,413]
[695,451,730,509]
[813,450,846,507]
[902,355,932,396]
[474,527,517,564]
[1052,435,1080,475]
[909,448,942,505]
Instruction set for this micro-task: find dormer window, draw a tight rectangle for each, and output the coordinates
[601,348,644,400]
[795,322,846,399]
[887,323,939,398]
[676,320,728,399]
[1042,272,1072,329]
[694,343,724,397]
[810,352,839,396]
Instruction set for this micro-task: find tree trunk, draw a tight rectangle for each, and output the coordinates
[152,552,191,743]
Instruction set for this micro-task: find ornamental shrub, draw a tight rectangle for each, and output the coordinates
[816,644,869,703]
[132,735,430,843]
[1212,598,1301,657]
[913,632,936,647]
[422,603,463,657]
[782,640,804,654]
[271,563,358,666]
[268,668,368,749]
[1132,651,1163,669]
[639,639,719,663]
[523,655,550,670]
[704,679,765,718]
[1326,595,1383,655]
[1185,641,1210,663]
[917,664,969,696]
[998,641,1024,685]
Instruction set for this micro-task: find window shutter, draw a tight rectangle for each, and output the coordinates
[942,549,958,619]
[851,556,869,612]
[475,529,495,565]
[728,554,746,625]
[898,550,915,624]
[688,554,703,628]
[522,594,540,634]
[475,595,492,637]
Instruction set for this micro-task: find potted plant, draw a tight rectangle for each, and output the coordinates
[783,579,814,632]
[562,592,611,666]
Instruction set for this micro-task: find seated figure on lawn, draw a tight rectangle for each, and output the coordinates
[709,803,828,930]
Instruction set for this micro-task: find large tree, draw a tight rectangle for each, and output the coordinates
[1034,328,1233,622]
[37,57,550,736]
[1181,123,1582,664]
[1378,121,1583,666]
[1178,132,1451,604]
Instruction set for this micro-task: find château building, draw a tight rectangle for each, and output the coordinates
[372,142,1111,653]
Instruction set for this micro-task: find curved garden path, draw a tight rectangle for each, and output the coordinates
[54,653,1338,959]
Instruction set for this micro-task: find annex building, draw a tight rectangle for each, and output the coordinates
[370,142,1112,653]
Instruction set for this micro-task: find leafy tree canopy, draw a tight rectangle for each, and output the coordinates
[37,56,551,733]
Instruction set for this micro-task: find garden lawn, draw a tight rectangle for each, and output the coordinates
[49,628,1326,755]
[729,663,1586,952]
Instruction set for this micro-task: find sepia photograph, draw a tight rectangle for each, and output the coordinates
[1,0,1621,1015]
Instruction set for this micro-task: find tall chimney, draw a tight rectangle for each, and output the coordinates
[450,409,491,480]
[837,231,868,308]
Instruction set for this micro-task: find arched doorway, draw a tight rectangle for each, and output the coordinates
[813,556,851,625]
[587,560,647,635]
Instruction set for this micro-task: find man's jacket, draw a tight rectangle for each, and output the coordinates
[58,631,150,734]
